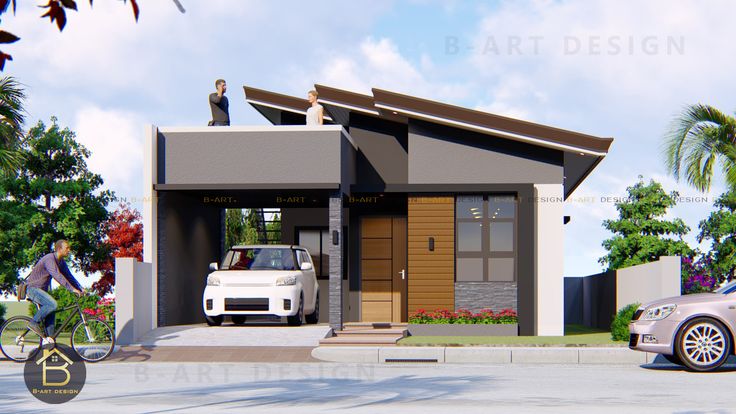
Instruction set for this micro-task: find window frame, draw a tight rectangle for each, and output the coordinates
[455,194,517,282]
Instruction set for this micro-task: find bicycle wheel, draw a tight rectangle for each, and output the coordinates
[71,317,115,362]
[0,316,43,362]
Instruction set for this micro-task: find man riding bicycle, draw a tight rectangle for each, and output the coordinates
[24,239,84,342]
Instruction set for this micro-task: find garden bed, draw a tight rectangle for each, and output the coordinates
[407,323,518,336]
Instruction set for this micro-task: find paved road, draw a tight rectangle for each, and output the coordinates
[0,362,734,413]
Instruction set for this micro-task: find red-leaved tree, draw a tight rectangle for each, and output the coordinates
[89,202,143,296]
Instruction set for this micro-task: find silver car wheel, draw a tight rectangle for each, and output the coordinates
[682,322,726,366]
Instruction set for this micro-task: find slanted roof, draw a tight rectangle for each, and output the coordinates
[314,84,407,125]
[371,88,612,156]
[243,83,613,198]
[243,86,333,124]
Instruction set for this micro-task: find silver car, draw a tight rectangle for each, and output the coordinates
[629,280,736,371]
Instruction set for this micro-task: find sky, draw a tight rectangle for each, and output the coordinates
[4,0,736,283]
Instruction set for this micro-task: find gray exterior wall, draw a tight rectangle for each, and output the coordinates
[157,191,223,326]
[158,126,352,186]
[348,113,408,190]
[407,119,564,185]
[455,282,518,312]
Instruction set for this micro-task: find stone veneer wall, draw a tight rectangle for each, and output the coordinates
[454,282,517,312]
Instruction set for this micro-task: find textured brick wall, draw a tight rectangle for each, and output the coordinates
[454,282,517,312]
[328,193,343,329]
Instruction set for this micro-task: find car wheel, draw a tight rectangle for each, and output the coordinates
[662,353,683,365]
[676,317,731,372]
[287,293,304,326]
[231,315,247,325]
[305,291,319,324]
[205,315,223,326]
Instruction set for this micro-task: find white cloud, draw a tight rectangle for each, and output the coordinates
[73,106,144,200]
[312,37,472,102]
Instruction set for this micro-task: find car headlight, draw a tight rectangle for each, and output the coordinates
[641,304,676,320]
[276,276,297,286]
[207,275,221,286]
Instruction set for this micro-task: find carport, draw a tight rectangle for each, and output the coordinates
[141,124,356,331]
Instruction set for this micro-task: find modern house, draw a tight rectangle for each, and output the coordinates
[142,84,613,336]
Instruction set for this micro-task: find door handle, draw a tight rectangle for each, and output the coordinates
[399,269,405,280]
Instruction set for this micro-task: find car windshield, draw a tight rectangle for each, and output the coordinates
[220,248,296,271]
[714,280,736,294]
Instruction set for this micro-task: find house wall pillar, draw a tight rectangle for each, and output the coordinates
[534,183,565,336]
[328,191,344,330]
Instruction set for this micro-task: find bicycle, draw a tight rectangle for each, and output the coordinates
[0,294,116,363]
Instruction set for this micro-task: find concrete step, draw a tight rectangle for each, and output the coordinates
[334,328,407,336]
[319,335,403,346]
[342,322,408,331]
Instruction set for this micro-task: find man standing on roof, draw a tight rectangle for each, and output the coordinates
[209,79,230,126]
[25,240,84,340]
[306,90,323,125]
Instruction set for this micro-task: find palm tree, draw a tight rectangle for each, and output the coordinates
[0,76,26,173]
[664,104,736,192]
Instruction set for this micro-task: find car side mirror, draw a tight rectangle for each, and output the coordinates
[209,262,219,271]
[300,262,313,271]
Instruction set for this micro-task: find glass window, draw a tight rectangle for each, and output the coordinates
[456,258,483,282]
[298,230,321,275]
[489,196,516,219]
[489,222,514,252]
[219,248,295,271]
[456,195,484,219]
[456,194,517,282]
[489,258,515,282]
[457,222,482,251]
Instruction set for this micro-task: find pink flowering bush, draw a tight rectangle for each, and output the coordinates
[409,308,518,324]
[83,297,115,329]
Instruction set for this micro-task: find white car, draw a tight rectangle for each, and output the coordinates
[202,245,319,326]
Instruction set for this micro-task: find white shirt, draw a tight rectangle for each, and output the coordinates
[306,104,323,125]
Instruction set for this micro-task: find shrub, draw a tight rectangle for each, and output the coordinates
[0,302,6,325]
[611,302,641,341]
[29,288,101,332]
[681,255,717,294]
[409,308,518,324]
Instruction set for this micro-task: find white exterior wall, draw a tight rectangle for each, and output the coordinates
[115,258,155,345]
[142,124,158,328]
[534,184,564,335]
[616,256,681,310]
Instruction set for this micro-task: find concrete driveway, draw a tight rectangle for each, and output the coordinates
[132,319,332,347]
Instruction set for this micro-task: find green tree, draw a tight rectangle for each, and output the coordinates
[0,117,112,292]
[696,190,736,283]
[599,177,692,270]
[664,104,736,192]
[225,209,246,248]
[267,212,281,243]
[0,76,25,172]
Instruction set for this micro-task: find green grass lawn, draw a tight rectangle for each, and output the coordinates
[398,324,626,347]
[1,301,31,319]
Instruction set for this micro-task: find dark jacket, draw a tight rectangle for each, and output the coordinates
[25,253,83,292]
[209,93,230,125]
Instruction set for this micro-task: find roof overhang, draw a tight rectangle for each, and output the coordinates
[243,84,613,199]
[243,85,333,124]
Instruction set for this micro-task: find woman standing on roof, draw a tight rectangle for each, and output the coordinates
[306,90,323,125]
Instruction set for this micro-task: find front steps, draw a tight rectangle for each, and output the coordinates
[319,322,408,346]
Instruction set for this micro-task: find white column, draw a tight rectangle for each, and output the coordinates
[142,124,158,328]
[534,184,564,336]
[114,257,135,345]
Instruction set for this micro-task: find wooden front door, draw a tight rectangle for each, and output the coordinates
[360,216,407,322]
